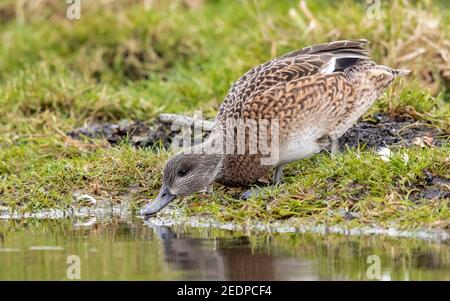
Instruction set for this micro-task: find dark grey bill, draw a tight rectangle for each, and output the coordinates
[140,186,176,216]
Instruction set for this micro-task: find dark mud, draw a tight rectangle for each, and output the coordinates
[68,113,447,150]
[338,114,445,149]
[410,169,450,202]
[68,119,174,149]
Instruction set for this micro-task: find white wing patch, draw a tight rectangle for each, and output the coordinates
[319,56,336,74]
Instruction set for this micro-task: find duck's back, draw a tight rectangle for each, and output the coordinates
[214,40,375,186]
[216,39,370,123]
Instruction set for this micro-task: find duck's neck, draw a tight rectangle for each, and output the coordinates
[190,138,226,182]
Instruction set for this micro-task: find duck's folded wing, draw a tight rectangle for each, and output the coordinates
[281,39,370,61]
[217,39,370,120]
[241,72,353,136]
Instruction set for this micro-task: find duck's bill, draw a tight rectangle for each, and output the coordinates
[140,186,176,216]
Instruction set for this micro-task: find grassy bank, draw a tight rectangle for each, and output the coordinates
[0,0,449,231]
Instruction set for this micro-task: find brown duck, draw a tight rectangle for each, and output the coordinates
[141,39,410,215]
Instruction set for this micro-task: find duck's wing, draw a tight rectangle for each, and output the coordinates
[241,72,355,143]
[217,39,370,121]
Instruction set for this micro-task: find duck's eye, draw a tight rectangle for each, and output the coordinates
[177,169,189,177]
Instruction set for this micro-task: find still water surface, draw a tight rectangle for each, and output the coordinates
[0,217,448,280]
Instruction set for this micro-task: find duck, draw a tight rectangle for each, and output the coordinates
[141,39,410,216]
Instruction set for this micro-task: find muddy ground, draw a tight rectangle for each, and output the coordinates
[68,119,174,149]
[68,114,449,202]
[338,114,446,149]
[68,113,447,150]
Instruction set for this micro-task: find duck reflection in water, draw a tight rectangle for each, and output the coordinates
[148,225,311,280]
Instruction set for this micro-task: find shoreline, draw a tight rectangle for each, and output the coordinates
[1,206,448,242]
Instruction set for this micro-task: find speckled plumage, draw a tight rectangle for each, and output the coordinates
[211,39,408,186]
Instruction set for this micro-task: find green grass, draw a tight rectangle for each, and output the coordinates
[0,0,449,231]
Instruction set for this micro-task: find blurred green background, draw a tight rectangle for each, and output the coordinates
[1,0,448,123]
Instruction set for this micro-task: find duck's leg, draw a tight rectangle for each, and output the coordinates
[330,138,339,155]
[240,187,264,200]
[272,165,284,184]
[240,165,284,200]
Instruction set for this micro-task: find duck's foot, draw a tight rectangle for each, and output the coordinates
[240,186,271,200]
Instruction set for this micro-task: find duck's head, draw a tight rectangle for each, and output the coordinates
[140,151,223,216]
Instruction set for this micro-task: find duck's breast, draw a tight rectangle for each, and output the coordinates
[329,88,379,139]
[277,126,327,165]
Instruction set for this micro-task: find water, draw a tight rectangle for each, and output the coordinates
[0,216,449,280]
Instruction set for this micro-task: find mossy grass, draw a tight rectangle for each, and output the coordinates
[0,0,448,231]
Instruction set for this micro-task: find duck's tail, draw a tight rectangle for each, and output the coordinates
[393,69,411,76]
